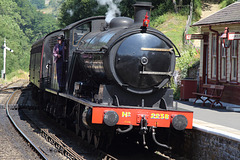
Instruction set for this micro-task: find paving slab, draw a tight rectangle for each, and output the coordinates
[176,100,240,141]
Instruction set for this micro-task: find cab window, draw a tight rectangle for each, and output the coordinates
[73,23,90,46]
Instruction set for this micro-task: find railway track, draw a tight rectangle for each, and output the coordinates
[1,80,176,160]
[1,80,118,160]
[6,90,87,160]
[6,90,48,160]
[0,80,41,159]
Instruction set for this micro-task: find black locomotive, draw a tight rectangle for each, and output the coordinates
[30,2,193,149]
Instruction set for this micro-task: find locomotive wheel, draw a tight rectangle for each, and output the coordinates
[87,130,93,144]
[81,130,86,140]
[75,104,80,136]
[94,131,103,148]
[75,123,80,136]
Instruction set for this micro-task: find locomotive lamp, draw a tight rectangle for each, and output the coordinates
[103,110,119,126]
[220,27,231,48]
[141,12,150,33]
[143,13,150,27]
[172,114,188,131]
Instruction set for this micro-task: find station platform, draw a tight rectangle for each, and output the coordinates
[176,100,240,141]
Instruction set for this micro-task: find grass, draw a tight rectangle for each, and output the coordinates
[0,70,28,84]
[152,13,188,51]
[152,12,201,55]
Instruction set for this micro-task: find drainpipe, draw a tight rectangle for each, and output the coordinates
[209,26,219,84]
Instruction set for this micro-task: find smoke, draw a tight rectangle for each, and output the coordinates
[96,0,122,23]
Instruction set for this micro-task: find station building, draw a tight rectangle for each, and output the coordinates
[188,1,240,106]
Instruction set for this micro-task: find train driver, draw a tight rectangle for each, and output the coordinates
[53,36,65,92]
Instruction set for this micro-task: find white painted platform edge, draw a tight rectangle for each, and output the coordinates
[193,123,240,142]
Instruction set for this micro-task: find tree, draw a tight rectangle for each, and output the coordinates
[0,0,59,74]
[58,0,186,26]
[29,0,45,9]
[0,14,30,73]
[58,0,107,27]
[119,0,136,18]
[13,0,59,42]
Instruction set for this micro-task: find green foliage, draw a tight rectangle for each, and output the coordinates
[0,0,31,73]
[41,0,64,17]
[13,0,59,43]
[31,13,59,41]
[5,70,29,81]
[171,77,181,100]
[192,0,202,21]
[145,0,202,28]
[153,13,188,49]
[29,0,45,9]
[119,0,136,18]
[220,0,238,8]
[172,47,200,99]
[151,0,175,19]
[150,0,201,20]
[0,16,30,73]
[0,0,59,75]
[58,0,196,27]
[176,47,200,79]
[0,70,28,84]
[58,0,107,27]
[151,14,168,28]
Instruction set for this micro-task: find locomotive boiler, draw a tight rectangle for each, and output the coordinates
[29,1,193,149]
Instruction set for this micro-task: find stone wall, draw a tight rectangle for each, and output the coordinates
[178,129,240,159]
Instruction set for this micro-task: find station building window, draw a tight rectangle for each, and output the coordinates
[231,40,238,81]
[220,39,227,80]
[212,34,217,79]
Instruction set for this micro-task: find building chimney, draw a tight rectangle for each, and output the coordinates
[133,1,153,26]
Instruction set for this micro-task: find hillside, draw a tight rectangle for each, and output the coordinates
[200,2,220,20]
[154,2,220,49]
[39,0,63,17]
[154,13,188,50]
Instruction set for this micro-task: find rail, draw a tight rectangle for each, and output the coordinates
[6,90,48,160]
[6,89,86,160]
[3,82,117,160]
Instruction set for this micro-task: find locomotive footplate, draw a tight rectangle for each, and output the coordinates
[92,107,193,129]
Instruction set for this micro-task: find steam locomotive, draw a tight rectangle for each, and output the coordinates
[30,2,193,149]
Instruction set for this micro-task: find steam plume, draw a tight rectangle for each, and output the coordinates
[97,0,122,23]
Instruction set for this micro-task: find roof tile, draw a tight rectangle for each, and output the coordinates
[192,2,240,26]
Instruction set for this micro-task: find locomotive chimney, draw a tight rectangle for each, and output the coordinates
[133,1,153,26]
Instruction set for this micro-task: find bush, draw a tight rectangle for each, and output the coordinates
[176,47,200,79]
[220,0,238,8]
[7,70,28,80]
[193,0,202,21]
[151,14,168,28]
[0,70,28,84]
[172,46,200,99]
